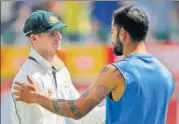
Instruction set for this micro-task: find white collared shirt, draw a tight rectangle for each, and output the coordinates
[10,47,105,124]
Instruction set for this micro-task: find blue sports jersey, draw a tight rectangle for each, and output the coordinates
[106,53,174,124]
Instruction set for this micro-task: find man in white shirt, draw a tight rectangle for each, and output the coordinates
[10,10,105,124]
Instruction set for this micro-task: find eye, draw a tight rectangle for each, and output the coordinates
[48,32,56,37]
[50,32,55,36]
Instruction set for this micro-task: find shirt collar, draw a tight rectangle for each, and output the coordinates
[29,47,54,71]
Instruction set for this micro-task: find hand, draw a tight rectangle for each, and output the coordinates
[12,75,40,103]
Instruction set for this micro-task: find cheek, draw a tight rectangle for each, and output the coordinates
[45,38,53,45]
[42,39,52,48]
[35,39,43,48]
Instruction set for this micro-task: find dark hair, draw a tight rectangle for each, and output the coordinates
[113,6,149,42]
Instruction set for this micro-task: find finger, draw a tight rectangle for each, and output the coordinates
[27,75,34,85]
[15,83,34,92]
[12,91,20,96]
[13,86,21,90]
[14,81,23,86]
[25,85,35,90]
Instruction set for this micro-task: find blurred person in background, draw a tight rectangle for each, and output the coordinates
[9,10,105,124]
[13,6,174,124]
[1,1,16,34]
[32,1,63,21]
[171,1,179,41]
[151,2,173,41]
[90,1,121,43]
[62,1,90,43]
[135,1,173,42]
[1,1,32,46]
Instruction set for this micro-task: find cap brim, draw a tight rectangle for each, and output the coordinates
[47,23,67,32]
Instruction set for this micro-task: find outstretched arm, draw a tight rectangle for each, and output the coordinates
[13,65,125,120]
[34,82,110,120]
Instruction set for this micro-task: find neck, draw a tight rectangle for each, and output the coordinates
[123,41,148,57]
[33,47,54,62]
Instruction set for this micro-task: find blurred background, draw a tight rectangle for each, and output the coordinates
[1,1,179,124]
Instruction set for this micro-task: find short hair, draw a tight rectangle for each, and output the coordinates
[112,6,149,42]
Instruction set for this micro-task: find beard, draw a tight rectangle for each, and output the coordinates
[114,44,123,56]
[113,35,124,56]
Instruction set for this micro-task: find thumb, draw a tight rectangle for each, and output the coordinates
[27,75,34,85]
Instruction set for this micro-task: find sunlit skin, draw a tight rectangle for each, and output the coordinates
[30,30,62,61]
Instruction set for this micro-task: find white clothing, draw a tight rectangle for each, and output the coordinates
[10,48,105,124]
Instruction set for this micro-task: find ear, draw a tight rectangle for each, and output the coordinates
[29,34,37,46]
[119,28,126,42]
[29,34,36,42]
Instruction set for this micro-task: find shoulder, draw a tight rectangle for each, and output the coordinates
[96,64,125,90]
[112,58,131,69]
[12,60,44,85]
[100,64,124,81]
[100,64,122,75]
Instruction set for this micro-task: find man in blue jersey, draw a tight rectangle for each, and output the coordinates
[13,6,174,124]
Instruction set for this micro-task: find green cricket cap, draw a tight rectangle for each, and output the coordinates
[23,10,67,36]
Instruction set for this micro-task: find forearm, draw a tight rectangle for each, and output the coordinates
[34,93,84,120]
[35,93,55,115]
